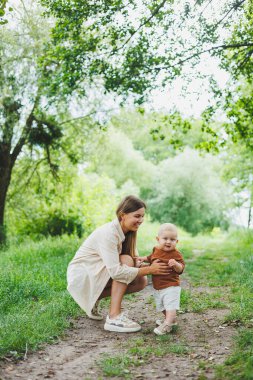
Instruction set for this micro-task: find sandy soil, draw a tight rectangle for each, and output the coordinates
[0,279,237,380]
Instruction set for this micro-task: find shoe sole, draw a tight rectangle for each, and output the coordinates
[153,327,171,335]
[104,323,141,333]
[89,316,104,321]
[154,327,164,335]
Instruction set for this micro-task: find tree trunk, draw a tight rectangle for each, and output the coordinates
[0,143,13,245]
[0,96,38,246]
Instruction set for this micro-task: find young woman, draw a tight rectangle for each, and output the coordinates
[67,195,169,333]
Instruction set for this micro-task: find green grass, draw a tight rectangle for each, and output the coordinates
[215,330,253,380]
[180,228,253,380]
[181,289,227,312]
[98,336,189,378]
[0,235,83,357]
[181,229,253,323]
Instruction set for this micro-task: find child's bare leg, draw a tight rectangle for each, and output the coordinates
[165,310,177,325]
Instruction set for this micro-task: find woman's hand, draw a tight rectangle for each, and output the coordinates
[149,259,169,275]
[133,256,147,268]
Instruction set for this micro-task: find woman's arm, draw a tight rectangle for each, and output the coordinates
[138,260,169,276]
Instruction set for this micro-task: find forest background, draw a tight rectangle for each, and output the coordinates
[0,0,252,379]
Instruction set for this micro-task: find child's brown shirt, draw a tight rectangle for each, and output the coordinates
[146,247,185,290]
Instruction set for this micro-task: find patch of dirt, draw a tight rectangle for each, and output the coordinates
[0,279,237,380]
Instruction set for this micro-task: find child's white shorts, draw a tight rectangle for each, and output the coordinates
[153,286,181,312]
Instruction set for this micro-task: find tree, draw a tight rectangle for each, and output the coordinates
[146,149,230,235]
[0,2,63,244]
[1,0,252,245]
[39,0,252,103]
[0,2,100,244]
[222,142,253,228]
[200,0,253,152]
[6,155,118,238]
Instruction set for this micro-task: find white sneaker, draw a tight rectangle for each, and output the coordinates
[154,321,173,335]
[104,312,141,333]
[90,300,103,320]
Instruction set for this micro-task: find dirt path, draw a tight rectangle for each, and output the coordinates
[0,278,237,380]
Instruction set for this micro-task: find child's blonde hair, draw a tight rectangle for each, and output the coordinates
[158,223,178,236]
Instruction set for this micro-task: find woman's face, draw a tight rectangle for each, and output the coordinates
[120,207,145,233]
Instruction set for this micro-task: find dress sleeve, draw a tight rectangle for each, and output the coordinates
[98,233,138,284]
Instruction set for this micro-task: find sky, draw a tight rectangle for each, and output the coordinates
[150,59,229,117]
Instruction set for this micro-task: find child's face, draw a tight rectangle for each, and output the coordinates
[156,229,178,252]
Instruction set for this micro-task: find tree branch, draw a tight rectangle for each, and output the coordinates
[211,0,246,30]
[158,42,253,71]
[110,0,167,54]
[11,94,40,164]
[236,49,253,72]
[7,158,48,201]
[58,107,119,126]
[45,145,59,179]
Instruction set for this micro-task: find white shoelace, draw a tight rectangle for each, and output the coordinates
[119,312,134,323]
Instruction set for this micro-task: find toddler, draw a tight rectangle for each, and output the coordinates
[137,223,185,335]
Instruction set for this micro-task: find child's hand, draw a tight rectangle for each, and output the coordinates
[168,259,177,267]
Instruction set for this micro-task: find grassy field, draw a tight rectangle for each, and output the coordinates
[0,235,83,357]
[179,229,253,380]
[0,222,252,379]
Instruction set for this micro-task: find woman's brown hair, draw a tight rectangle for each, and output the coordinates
[116,195,146,258]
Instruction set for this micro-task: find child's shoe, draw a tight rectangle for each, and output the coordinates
[90,300,103,320]
[156,319,177,327]
[154,321,172,335]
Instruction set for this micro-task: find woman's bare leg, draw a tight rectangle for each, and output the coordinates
[98,255,147,318]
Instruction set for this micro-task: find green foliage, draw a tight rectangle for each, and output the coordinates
[39,0,250,104]
[202,0,253,155]
[146,149,231,235]
[0,0,10,25]
[87,125,155,189]
[109,109,211,163]
[6,159,118,239]
[220,0,253,82]
[224,83,253,151]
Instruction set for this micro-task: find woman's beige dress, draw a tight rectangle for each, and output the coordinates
[67,219,139,317]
